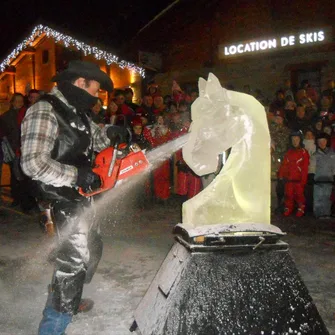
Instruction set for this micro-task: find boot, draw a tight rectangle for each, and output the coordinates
[296,208,304,217]
[77,298,94,313]
[283,207,293,216]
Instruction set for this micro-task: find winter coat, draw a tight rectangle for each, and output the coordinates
[288,117,310,133]
[131,133,151,150]
[309,148,335,182]
[269,123,290,158]
[151,124,172,147]
[303,139,316,157]
[0,106,26,154]
[278,148,309,184]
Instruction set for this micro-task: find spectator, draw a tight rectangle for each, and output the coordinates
[319,95,334,113]
[0,128,4,197]
[113,89,135,126]
[323,125,332,136]
[105,98,118,124]
[313,117,324,137]
[90,98,106,127]
[300,96,318,120]
[300,79,319,104]
[0,93,36,212]
[27,89,41,107]
[153,95,166,115]
[147,82,159,97]
[269,90,286,113]
[136,95,155,125]
[172,80,185,105]
[303,129,316,156]
[295,88,308,105]
[303,129,316,213]
[254,89,269,106]
[151,113,172,203]
[282,79,295,101]
[278,131,309,217]
[124,87,139,112]
[269,109,290,211]
[321,79,335,103]
[308,132,335,218]
[130,116,152,208]
[163,95,172,108]
[130,116,151,151]
[288,104,310,132]
[284,95,297,123]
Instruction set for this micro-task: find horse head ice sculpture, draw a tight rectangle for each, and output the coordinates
[182,73,270,228]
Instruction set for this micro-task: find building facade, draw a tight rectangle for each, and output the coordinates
[123,0,335,101]
[0,24,144,114]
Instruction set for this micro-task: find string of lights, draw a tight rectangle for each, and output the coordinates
[0,24,145,77]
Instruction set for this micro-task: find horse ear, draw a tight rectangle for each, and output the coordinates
[198,77,207,97]
[206,73,222,97]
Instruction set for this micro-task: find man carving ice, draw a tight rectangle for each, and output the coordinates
[21,60,128,334]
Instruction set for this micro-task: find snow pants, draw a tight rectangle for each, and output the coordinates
[284,182,306,212]
[39,198,103,335]
[176,171,202,199]
[153,160,171,200]
[313,183,333,218]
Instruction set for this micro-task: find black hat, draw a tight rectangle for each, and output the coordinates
[51,60,113,92]
[290,130,304,147]
[316,132,331,144]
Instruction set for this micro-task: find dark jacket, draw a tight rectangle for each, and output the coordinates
[36,95,92,202]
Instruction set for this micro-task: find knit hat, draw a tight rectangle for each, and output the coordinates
[290,130,304,147]
[316,132,331,147]
[131,116,142,127]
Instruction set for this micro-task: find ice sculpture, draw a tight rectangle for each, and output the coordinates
[182,73,270,227]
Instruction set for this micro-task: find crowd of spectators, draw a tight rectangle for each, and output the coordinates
[88,80,203,206]
[1,76,335,221]
[263,78,335,219]
[0,89,42,213]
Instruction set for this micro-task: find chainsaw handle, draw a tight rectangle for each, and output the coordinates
[108,139,119,177]
[78,186,104,197]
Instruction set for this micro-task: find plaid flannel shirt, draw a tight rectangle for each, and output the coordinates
[21,87,110,187]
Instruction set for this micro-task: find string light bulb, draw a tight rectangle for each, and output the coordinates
[0,24,145,78]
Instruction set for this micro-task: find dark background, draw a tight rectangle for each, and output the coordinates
[0,0,175,60]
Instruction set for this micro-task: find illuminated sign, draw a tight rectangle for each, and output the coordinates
[219,30,326,58]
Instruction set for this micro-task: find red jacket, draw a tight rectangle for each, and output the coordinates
[278,147,309,184]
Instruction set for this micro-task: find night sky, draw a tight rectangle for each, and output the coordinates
[0,0,175,60]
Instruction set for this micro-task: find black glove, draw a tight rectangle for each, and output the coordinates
[76,167,101,191]
[307,173,315,185]
[106,125,130,145]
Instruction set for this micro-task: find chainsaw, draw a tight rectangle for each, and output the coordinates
[78,132,190,197]
[79,141,150,197]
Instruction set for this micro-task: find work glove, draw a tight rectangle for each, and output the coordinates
[106,125,130,145]
[307,173,315,185]
[76,167,101,191]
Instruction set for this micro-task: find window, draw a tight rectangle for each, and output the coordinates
[42,50,49,64]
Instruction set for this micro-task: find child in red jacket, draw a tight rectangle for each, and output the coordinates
[278,131,310,217]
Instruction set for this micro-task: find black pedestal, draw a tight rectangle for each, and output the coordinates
[132,224,329,335]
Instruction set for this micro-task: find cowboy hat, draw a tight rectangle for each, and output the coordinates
[51,60,114,92]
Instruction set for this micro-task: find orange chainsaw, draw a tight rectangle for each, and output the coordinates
[79,141,150,197]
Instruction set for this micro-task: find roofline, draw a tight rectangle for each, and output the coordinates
[131,0,180,41]
[0,23,145,77]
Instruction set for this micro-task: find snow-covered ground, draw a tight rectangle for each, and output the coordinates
[0,195,334,335]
